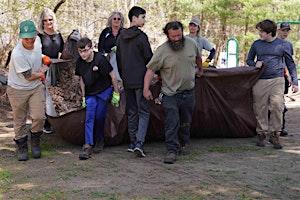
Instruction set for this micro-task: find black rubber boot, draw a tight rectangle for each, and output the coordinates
[31,131,42,158]
[14,135,29,161]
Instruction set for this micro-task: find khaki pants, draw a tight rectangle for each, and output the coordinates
[7,84,45,139]
[252,77,284,134]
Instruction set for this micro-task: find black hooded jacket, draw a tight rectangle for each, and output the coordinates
[116,26,153,89]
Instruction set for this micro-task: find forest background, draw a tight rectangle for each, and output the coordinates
[0,0,300,70]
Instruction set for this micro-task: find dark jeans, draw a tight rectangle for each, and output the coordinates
[125,88,150,143]
[162,88,195,154]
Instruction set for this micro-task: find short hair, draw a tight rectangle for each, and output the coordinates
[256,19,277,37]
[106,11,125,28]
[163,21,184,36]
[128,6,146,22]
[77,37,92,49]
[38,8,59,33]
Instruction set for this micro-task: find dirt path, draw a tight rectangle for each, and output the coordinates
[1,94,300,200]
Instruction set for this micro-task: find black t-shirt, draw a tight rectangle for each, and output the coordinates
[38,32,64,58]
[98,27,122,54]
[75,52,113,96]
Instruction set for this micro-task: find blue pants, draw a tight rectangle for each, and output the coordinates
[125,88,150,143]
[162,89,195,154]
[85,87,112,145]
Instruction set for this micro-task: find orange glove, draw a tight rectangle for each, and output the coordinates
[42,55,51,66]
[40,68,45,82]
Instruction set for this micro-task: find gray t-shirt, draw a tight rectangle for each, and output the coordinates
[246,38,298,86]
[185,34,213,57]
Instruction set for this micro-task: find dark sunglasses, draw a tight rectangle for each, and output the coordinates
[113,18,121,21]
[43,19,53,22]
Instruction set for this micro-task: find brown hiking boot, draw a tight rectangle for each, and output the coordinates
[180,143,190,156]
[269,132,283,149]
[163,152,177,164]
[93,140,104,154]
[79,144,92,160]
[31,131,42,158]
[14,136,29,161]
[256,133,266,147]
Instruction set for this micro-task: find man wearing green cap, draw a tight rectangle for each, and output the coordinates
[7,20,48,161]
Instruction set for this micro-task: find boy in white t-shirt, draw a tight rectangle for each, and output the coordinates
[7,20,48,161]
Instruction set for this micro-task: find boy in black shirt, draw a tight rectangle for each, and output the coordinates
[116,6,153,157]
[75,37,119,160]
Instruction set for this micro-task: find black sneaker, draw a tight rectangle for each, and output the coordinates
[134,142,145,157]
[127,143,135,152]
[164,152,177,164]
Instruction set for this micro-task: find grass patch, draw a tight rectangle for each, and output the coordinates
[29,189,69,200]
[39,142,64,156]
[239,193,254,200]
[208,146,260,153]
[90,191,110,198]
[0,168,12,182]
[0,168,14,193]
[179,151,202,163]
[274,175,291,182]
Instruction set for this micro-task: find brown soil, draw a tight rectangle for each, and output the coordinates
[1,81,300,199]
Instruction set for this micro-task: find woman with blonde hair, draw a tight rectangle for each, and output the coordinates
[98,11,124,81]
[38,8,64,134]
[38,8,64,59]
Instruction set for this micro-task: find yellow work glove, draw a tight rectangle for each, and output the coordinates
[82,97,86,108]
[111,46,117,53]
[202,58,211,68]
[111,92,120,107]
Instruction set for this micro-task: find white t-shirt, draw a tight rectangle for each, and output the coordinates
[8,37,42,90]
[185,34,213,57]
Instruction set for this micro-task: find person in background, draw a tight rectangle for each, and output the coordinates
[38,8,64,134]
[75,37,119,160]
[143,21,203,164]
[186,18,215,68]
[98,11,124,82]
[116,6,153,157]
[277,22,293,136]
[7,20,48,161]
[246,19,298,149]
[38,8,64,59]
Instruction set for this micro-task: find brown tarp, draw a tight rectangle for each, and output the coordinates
[47,66,264,146]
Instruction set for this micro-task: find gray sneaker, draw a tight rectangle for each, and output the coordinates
[127,143,135,152]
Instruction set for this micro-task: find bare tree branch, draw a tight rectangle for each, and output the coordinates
[53,0,66,13]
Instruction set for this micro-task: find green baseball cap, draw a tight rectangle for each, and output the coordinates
[20,20,37,39]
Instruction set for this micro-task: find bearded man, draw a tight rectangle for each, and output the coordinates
[143,21,203,164]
